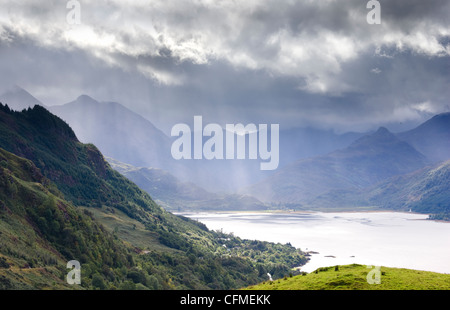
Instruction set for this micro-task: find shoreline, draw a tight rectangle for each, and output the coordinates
[179,210,450,274]
[177,210,450,225]
[176,209,430,216]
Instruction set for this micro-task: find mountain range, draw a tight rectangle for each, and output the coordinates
[0,102,307,289]
[0,86,448,219]
[50,94,173,171]
[0,85,46,111]
[48,93,369,192]
[0,87,364,192]
[0,85,448,291]
[107,157,268,212]
[397,112,450,164]
[245,126,430,203]
[243,113,449,218]
[309,159,449,216]
[362,159,450,215]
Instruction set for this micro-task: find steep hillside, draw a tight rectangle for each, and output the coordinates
[246,127,428,203]
[0,103,307,289]
[397,112,450,163]
[309,160,450,219]
[0,147,133,289]
[50,95,172,170]
[0,102,163,219]
[363,160,450,217]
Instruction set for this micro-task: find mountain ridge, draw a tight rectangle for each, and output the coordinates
[245,126,429,204]
[0,85,46,111]
[397,112,450,163]
[50,95,172,170]
[308,159,450,217]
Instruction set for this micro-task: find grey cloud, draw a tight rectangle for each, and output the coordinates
[0,0,449,134]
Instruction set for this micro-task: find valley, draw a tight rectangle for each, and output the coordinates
[1,0,449,299]
[0,103,307,290]
[0,88,448,291]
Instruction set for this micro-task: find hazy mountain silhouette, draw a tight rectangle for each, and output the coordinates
[48,92,366,192]
[50,95,172,171]
[245,127,429,203]
[0,85,45,111]
[49,95,266,191]
[278,127,365,167]
[107,157,268,211]
[9,88,447,199]
[362,159,450,213]
[397,112,450,163]
[309,160,450,217]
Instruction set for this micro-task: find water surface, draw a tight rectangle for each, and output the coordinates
[182,211,450,274]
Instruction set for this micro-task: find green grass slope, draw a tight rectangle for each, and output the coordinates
[244,264,450,290]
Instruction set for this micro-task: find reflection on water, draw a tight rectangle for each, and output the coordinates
[181,211,450,274]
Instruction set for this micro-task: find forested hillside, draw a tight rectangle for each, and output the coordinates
[0,103,307,289]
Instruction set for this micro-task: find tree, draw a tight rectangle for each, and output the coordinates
[119,280,136,290]
[92,273,106,290]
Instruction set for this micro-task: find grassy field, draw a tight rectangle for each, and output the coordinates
[244,264,450,290]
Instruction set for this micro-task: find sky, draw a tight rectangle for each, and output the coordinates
[0,0,449,134]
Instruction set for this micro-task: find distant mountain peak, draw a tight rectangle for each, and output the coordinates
[375,126,390,134]
[427,111,450,124]
[370,126,394,138]
[7,84,26,92]
[397,111,450,163]
[417,111,450,127]
[246,119,429,203]
[0,85,44,111]
[432,111,450,117]
[348,125,399,149]
[49,95,172,171]
[75,94,98,104]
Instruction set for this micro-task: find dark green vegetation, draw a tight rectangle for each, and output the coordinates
[0,103,307,290]
[244,264,450,290]
[0,147,132,289]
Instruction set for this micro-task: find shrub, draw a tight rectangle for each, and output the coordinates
[92,274,106,290]
[0,257,9,268]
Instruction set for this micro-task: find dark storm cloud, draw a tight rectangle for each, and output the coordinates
[0,0,449,133]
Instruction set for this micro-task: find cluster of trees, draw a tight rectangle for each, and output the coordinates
[0,104,311,290]
[0,143,307,290]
